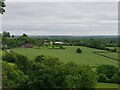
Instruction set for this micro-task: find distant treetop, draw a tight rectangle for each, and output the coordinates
[0,0,6,14]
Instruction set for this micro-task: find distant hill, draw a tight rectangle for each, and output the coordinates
[13,35,118,39]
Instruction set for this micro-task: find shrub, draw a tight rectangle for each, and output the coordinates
[98,73,108,83]
[15,54,29,74]
[76,48,82,53]
[2,52,16,62]
[35,55,45,62]
[110,74,120,84]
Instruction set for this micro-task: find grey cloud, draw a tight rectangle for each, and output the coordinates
[2,2,118,35]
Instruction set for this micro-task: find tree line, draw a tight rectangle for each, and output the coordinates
[2,52,97,88]
[2,52,120,89]
[2,31,118,53]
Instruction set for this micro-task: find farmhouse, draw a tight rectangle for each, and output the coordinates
[54,42,63,45]
[24,43,33,48]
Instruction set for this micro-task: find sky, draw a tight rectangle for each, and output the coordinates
[2,2,118,36]
[5,0,120,2]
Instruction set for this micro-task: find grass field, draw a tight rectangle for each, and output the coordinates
[95,52,118,60]
[12,46,118,66]
[96,83,119,88]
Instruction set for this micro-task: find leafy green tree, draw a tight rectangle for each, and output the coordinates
[110,74,120,84]
[28,58,97,88]
[97,73,108,83]
[96,65,118,79]
[22,33,28,37]
[76,48,82,53]
[63,62,97,88]
[2,52,16,62]
[2,37,18,49]
[2,31,10,38]
[2,61,28,88]
[15,54,29,74]
[0,0,5,14]
[96,65,118,83]
[2,53,97,88]
[35,55,45,62]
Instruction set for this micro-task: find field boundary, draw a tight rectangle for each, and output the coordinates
[93,52,118,61]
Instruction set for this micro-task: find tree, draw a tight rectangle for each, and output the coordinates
[0,0,6,14]
[3,52,16,62]
[11,35,15,38]
[35,55,45,62]
[22,33,28,37]
[97,73,108,83]
[63,62,97,88]
[76,48,82,53]
[28,57,97,88]
[96,65,119,83]
[2,61,28,88]
[2,31,10,38]
[110,74,120,84]
[15,54,29,74]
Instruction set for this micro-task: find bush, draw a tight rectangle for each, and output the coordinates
[110,74,120,84]
[15,54,29,74]
[2,52,16,62]
[35,55,45,62]
[76,48,82,53]
[98,73,108,83]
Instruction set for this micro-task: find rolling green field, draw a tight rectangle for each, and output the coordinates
[95,52,118,60]
[12,46,118,66]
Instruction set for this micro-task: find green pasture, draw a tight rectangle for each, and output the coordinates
[96,83,119,88]
[12,46,118,66]
[95,52,118,60]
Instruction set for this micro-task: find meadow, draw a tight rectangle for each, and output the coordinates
[12,46,118,66]
[96,83,119,88]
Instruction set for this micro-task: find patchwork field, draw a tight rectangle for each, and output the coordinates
[12,46,118,66]
[94,52,118,60]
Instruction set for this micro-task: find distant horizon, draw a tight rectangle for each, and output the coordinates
[1,31,118,37]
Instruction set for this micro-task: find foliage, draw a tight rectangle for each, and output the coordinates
[2,53,97,88]
[2,52,16,62]
[14,53,30,74]
[2,61,28,88]
[0,0,5,14]
[76,48,82,53]
[28,59,97,88]
[62,62,97,88]
[97,73,108,83]
[2,31,118,52]
[96,65,119,84]
[35,55,45,62]
[2,31,10,38]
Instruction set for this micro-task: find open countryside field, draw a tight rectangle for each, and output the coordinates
[95,52,118,60]
[12,46,118,66]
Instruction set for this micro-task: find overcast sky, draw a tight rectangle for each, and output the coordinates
[2,2,118,36]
